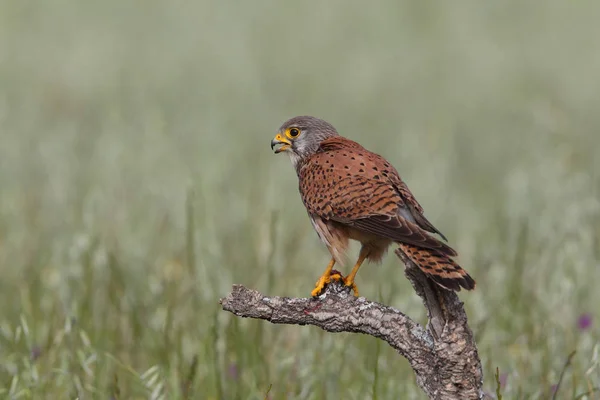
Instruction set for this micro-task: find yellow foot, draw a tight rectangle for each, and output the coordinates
[311,271,343,297]
[342,277,359,297]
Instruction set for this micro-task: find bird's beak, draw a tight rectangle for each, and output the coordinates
[271,133,291,154]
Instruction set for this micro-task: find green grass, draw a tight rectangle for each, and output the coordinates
[1,1,600,398]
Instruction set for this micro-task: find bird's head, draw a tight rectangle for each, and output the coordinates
[271,116,339,166]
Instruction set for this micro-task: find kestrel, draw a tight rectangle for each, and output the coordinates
[271,116,475,297]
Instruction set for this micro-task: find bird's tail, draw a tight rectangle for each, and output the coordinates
[397,243,475,291]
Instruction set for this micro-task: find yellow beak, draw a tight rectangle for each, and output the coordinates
[271,133,291,154]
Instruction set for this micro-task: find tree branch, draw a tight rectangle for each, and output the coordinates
[220,250,483,399]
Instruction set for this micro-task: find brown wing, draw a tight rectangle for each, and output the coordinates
[389,174,449,241]
[317,137,449,241]
[299,139,456,256]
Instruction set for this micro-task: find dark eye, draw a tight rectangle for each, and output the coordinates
[289,128,300,137]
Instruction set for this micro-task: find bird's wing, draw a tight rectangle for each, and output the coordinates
[388,171,449,241]
[317,136,449,240]
[299,141,456,256]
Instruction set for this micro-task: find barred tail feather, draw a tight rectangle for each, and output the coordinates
[397,243,476,291]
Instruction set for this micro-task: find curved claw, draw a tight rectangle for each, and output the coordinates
[311,272,343,297]
[342,277,359,297]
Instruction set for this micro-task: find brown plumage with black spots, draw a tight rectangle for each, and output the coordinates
[271,116,475,296]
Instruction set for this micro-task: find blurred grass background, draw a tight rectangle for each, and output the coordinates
[1,0,600,398]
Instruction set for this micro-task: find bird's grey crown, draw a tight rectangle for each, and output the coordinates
[279,116,339,137]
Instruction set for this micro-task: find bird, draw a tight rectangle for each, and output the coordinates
[270,116,475,297]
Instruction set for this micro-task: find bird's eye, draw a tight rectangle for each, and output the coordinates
[287,128,300,138]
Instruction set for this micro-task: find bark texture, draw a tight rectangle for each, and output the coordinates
[220,249,483,399]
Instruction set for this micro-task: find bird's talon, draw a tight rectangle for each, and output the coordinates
[329,272,343,282]
[311,271,344,297]
[311,281,326,298]
[342,277,359,297]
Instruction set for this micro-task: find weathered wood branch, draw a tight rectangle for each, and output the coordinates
[220,249,483,399]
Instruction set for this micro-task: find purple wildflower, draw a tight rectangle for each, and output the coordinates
[227,363,239,380]
[499,372,508,388]
[30,346,42,362]
[577,313,592,331]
